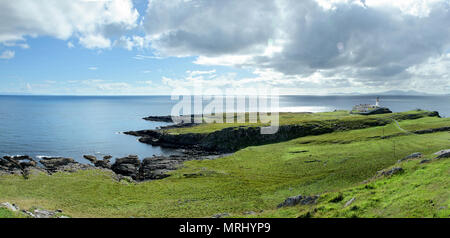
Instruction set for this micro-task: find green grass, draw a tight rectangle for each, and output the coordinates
[0,207,27,218]
[0,111,448,217]
[398,116,450,131]
[250,157,450,218]
[166,110,436,134]
[0,208,16,218]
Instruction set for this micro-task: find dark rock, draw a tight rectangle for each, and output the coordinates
[137,156,187,181]
[58,163,93,173]
[114,155,139,164]
[39,157,76,171]
[9,155,33,162]
[19,160,37,168]
[111,155,141,179]
[183,173,202,178]
[0,157,20,172]
[434,149,450,156]
[39,157,92,173]
[357,107,393,115]
[112,163,138,178]
[429,111,441,118]
[377,167,404,177]
[290,150,308,154]
[297,212,312,218]
[212,213,230,218]
[420,159,431,164]
[94,160,112,169]
[329,194,344,203]
[397,152,422,163]
[123,129,161,137]
[414,127,450,134]
[142,115,174,122]
[83,155,111,169]
[159,122,199,130]
[1,155,39,176]
[304,159,321,163]
[83,155,97,163]
[143,115,199,124]
[277,195,319,208]
[435,149,450,159]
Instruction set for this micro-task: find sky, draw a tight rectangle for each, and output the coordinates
[0,0,449,95]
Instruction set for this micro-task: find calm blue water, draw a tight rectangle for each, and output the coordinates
[0,95,449,163]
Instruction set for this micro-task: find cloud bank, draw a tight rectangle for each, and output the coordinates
[144,0,450,93]
[1,0,450,93]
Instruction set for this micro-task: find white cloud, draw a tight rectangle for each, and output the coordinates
[0,50,15,59]
[186,69,216,76]
[79,34,111,49]
[96,82,131,91]
[2,41,29,49]
[88,67,98,71]
[67,42,75,48]
[193,55,253,67]
[133,54,165,60]
[144,0,450,93]
[144,0,280,57]
[0,0,139,49]
[115,35,150,50]
[405,54,450,93]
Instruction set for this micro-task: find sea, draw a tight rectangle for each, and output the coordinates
[0,95,449,163]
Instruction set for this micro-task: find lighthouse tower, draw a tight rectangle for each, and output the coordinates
[375,97,380,107]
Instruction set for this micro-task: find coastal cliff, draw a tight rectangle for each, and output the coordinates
[125,111,441,153]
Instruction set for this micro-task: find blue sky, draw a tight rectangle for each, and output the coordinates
[0,36,240,95]
[1,0,450,95]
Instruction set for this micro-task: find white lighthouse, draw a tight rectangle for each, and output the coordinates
[375,97,380,107]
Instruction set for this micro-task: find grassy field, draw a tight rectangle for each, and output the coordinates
[0,111,449,218]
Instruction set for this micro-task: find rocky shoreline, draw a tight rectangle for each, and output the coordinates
[0,116,225,182]
[0,153,210,182]
[2,111,442,182]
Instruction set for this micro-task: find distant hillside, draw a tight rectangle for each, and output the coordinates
[330,90,438,96]
[372,90,430,96]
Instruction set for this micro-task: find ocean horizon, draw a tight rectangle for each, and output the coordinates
[1,95,449,162]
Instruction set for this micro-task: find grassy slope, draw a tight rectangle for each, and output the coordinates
[0,112,449,218]
[252,157,450,218]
